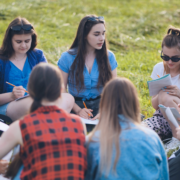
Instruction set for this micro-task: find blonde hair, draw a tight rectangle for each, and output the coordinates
[162,26,180,74]
[88,77,141,174]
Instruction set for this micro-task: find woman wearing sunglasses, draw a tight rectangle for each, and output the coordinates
[143,27,180,149]
[57,15,117,128]
[0,17,74,121]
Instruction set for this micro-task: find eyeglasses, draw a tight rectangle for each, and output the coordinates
[161,51,180,62]
[87,16,104,22]
[11,24,33,31]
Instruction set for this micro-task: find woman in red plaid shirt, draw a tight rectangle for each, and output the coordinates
[0,63,87,180]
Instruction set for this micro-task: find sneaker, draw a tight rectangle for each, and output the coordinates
[164,137,180,154]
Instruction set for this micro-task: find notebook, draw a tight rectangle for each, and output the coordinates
[147,74,172,96]
[159,104,180,128]
[15,94,29,101]
[80,118,99,125]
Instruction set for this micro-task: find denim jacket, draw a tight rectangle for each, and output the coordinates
[0,49,47,94]
[85,115,169,180]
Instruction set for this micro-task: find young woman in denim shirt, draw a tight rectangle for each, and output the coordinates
[58,15,117,122]
[85,77,169,180]
[0,17,74,121]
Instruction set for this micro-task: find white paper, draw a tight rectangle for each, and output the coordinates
[159,104,180,119]
[165,107,179,128]
[81,118,99,125]
[147,74,172,96]
[0,122,9,132]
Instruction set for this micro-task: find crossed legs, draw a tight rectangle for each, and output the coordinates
[6,93,74,121]
[158,91,180,138]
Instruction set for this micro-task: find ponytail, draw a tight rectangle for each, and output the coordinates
[28,63,63,113]
[30,99,42,113]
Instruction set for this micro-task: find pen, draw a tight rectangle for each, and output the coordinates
[6,82,29,93]
[83,101,90,117]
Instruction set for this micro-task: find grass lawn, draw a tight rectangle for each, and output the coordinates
[1,0,180,118]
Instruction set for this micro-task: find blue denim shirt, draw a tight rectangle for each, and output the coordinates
[85,115,169,180]
[57,49,117,100]
[0,49,47,94]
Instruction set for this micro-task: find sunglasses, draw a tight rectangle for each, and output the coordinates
[161,51,180,62]
[87,16,104,22]
[11,24,33,31]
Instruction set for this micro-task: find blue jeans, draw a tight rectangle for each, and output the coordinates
[0,103,10,115]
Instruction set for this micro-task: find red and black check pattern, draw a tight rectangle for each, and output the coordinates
[19,106,87,180]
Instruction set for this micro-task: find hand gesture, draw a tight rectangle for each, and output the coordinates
[12,86,25,100]
[77,108,93,119]
[163,85,180,98]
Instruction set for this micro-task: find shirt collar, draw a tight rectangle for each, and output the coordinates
[34,105,62,113]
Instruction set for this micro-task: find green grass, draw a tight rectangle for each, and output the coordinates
[1,0,180,118]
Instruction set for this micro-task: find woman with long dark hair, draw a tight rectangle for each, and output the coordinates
[58,15,117,121]
[0,17,74,121]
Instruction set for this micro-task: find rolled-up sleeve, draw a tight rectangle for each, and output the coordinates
[57,52,70,73]
[108,51,118,71]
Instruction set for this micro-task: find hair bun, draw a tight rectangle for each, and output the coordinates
[167,27,180,36]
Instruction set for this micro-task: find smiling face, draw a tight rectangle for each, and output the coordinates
[86,23,105,51]
[162,46,180,71]
[11,34,32,55]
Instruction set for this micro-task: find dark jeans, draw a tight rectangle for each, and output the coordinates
[72,97,100,133]
[0,114,13,125]
[169,149,180,180]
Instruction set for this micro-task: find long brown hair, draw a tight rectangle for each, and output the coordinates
[88,77,141,174]
[162,26,180,74]
[0,17,37,60]
[68,15,112,92]
[28,63,63,113]
[5,154,22,179]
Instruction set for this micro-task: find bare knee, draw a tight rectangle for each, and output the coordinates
[158,91,171,105]
[159,93,176,107]
[60,93,75,113]
[65,93,75,111]
[6,97,33,121]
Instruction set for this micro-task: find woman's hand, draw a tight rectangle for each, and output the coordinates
[0,160,9,174]
[92,113,99,120]
[11,86,25,100]
[77,108,93,119]
[163,85,180,98]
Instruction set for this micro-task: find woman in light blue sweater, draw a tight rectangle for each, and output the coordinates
[85,77,169,180]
